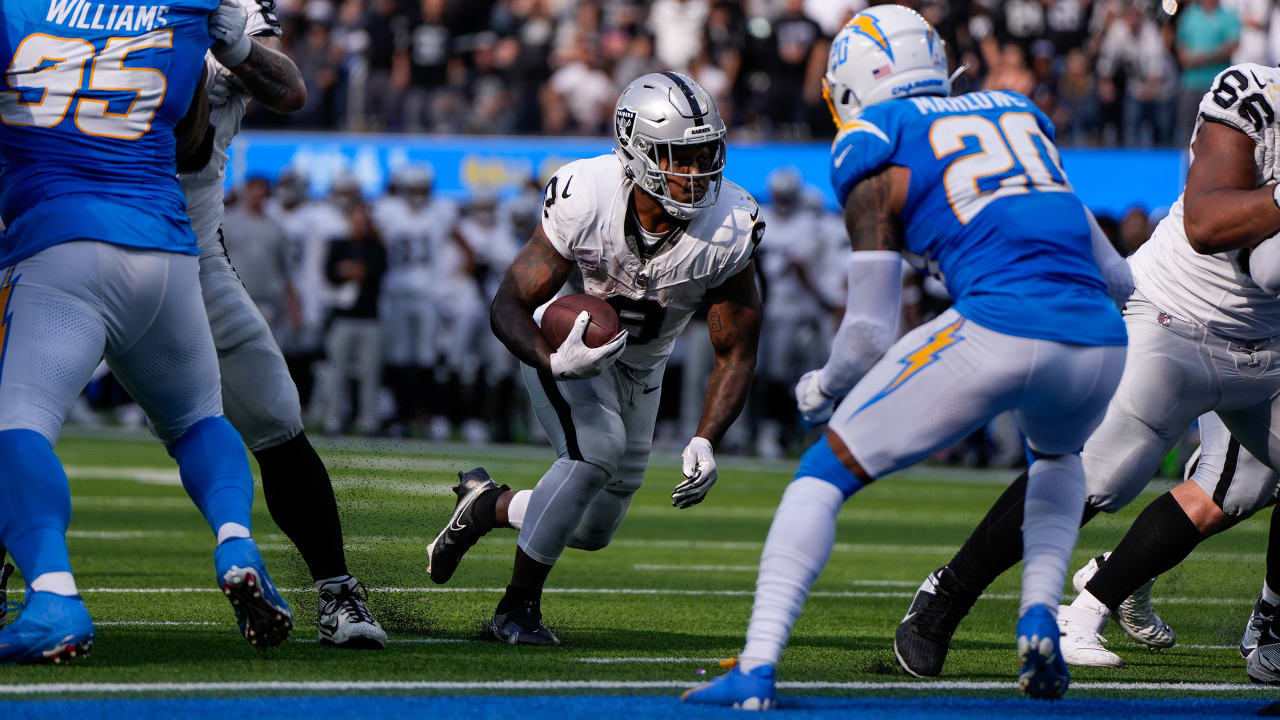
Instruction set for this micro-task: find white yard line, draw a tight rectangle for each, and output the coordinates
[0,586,1249,608]
[293,638,472,644]
[576,657,724,664]
[0,679,1271,695]
[67,530,189,540]
[94,621,222,627]
[65,467,182,485]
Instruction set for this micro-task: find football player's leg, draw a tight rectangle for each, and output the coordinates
[106,250,289,648]
[200,251,381,646]
[739,312,1017,676]
[941,313,1214,597]
[0,248,103,662]
[1013,342,1125,684]
[566,368,661,552]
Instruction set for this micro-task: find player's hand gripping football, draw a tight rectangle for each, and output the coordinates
[673,437,717,509]
[548,311,627,381]
[209,0,253,66]
[795,369,837,424]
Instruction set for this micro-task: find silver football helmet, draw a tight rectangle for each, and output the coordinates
[612,71,726,220]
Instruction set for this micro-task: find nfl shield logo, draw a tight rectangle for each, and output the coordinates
[615,108,636,145]
[1158,312,1172,327]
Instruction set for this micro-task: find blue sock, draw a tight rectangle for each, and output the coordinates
[168,416,253,538]
[0,429,73,580]
[794,435,866,499]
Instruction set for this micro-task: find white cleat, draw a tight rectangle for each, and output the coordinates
[1073,553,1175,649]
[1057,603,1123,667]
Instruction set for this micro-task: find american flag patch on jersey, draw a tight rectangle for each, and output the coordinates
[872,65,891,79]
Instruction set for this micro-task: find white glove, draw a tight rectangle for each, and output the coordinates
[209,0,252,66]
[673,437,717,509]
[795,369,837,424]
[207,65,234,107]
[548,311,627,380]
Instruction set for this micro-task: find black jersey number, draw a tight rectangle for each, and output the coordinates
[606,296,667,345]
[1210,69,1275,132]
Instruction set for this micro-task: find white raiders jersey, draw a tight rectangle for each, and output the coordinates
[541,154,764,372]
[1130,63,1280,339]
[456,216,521,299]
[267,199,348,330]
[377,199,459,296]
[178,0,281,253]
[757,207,822,320]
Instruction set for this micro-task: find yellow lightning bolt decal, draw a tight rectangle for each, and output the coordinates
[847,14,894,61]
[0,266,18,380]
[855,316,965,414]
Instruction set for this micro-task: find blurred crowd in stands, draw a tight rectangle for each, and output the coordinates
[248,0,1278,147]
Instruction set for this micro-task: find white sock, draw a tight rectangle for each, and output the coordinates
[216,522,252,545]
[30,571,78,597]
[316,574,357,592]
[507,490,532,530]
[1262,580,1280,606]
[739,477,844,672]
[1020,454,1085,615]
[1069,588,1111,620]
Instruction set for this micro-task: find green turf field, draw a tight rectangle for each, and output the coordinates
[1,428,1270,700]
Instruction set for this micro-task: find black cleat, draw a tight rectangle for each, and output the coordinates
[0,563,15,629]
[427,468,508,584]
[489,599,560,646]
[894,565,979,677]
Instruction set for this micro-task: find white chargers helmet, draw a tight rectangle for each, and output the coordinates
[613,71,727,220]
[822,5,949,128]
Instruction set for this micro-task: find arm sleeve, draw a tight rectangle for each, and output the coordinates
[1249,230,1280,294]
[818,251,903,397]
[1085,207,1134,306]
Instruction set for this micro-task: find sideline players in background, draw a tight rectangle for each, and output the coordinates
[181,0,386,647]
[0,0,291,662]
[424,72,763,645]
[684,5,1132,706]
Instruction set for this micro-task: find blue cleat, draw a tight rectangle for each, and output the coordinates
[215,537,292,649]
[1017,604,1069,700]
[0,591,95,665]
[681,661,777,710]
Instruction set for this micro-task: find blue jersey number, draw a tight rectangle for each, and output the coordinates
[0,30,171,139]
[928,112,1069,224]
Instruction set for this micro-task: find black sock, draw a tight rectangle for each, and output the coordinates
[471,486,501,533]
[1084,492,1204,611]
[946,471,1030,593]
[1267,506,1280,598]
[255,431,349,582]
[498,583,542,611]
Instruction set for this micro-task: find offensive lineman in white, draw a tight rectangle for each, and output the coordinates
[181,0,385,647]
[424,72,763,644]
[893,61,1280,680]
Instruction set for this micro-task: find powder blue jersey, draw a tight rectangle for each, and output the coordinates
[0,0,217,266]
[831,90,1126,346]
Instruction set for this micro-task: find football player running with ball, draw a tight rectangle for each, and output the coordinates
[425,72,763,645]
[684,6,1132,707]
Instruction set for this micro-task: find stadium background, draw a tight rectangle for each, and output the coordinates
[78,0,1233,462]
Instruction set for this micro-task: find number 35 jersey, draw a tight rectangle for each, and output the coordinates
[1128,64,1280,340]
[0,0,216,266]
[541,154,763,372]
[832,89,1125,347]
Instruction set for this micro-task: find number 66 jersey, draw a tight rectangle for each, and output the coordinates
[541,154,763,371]
[831,88,1126,347]
[0,0,216,266]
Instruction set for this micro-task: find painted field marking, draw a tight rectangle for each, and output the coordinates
[0,679,1273,695]
[577,657,724,664]
[0,586,1251,608]
[293,638,472,645]
[94,621,222,627]
[68,530,189,540]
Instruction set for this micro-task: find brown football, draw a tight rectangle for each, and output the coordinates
[542,294,622,349]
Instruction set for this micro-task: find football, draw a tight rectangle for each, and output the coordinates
[541,293,622,349]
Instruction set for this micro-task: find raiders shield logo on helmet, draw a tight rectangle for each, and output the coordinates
[615,108,637,145]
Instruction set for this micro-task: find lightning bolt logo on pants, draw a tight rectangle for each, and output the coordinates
[854,317,966,414]
[0,266,19,382]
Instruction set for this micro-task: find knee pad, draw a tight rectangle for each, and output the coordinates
[794,436,865,499]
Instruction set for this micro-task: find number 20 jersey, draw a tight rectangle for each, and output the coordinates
[831,89,1125,347]
[541,154,762,372]
[1128,64,1280,340]
[0,0,216,267]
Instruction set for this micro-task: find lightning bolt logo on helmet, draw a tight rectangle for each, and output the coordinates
[848,13,894,61]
